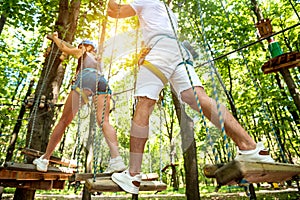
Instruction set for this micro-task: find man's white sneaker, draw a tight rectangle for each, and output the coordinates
[111,170,142,194]
[235,142,275,163]
[33,155,49,172]
[104,156,126,174]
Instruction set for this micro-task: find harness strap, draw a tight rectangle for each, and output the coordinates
[137,47,168,85]
[141,60,168,85]
[74,87,89,104]
[177,60,194,67]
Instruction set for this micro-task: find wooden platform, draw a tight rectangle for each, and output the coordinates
[20,148,79,168]
[211,161,300,185]
[85,178,167,193]
[82,173,166,193]
[261,51,300,74]
[0,162,74,190]
[73,172,159,182]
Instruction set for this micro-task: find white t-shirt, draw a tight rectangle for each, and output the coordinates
[130,0,178,44]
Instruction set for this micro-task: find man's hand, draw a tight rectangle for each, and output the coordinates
[107,0,136,18]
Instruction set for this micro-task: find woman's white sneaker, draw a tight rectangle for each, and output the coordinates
[104,156,126,174]
[33,155,49,172]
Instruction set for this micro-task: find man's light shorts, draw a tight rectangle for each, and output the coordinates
[135,36,202,100]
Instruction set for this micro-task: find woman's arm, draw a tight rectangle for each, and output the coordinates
[51,32,84,59]
[107,0,136,18]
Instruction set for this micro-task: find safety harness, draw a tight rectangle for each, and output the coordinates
[137,36,195,85]
[138,47,168,85]
[75,87,89,104]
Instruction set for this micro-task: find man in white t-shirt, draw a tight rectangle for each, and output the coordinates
[108,0,274,194]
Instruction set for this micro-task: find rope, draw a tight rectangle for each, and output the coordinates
[158,98,164,182]
[196,23,300,68]
[27,40,60,149]
[163,1,222,163]
[191,1,230,162]
[288,0,300,22]
[93,0,121,180]
[74,44,85,175]
[216,0,287,162]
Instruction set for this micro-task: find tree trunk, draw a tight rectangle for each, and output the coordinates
[13,189,35,200]
[274,73,300,129]
[14,0,81,199]
[279,68,300,113]
[171,88,200,200]
[0,14,6,35]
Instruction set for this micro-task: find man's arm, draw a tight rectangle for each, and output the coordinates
[107,0,136,18]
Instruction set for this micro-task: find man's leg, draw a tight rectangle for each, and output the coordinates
[181,86,256,150]
[181,86,274,162]
[130,97,156,175]
[111,97,156,194]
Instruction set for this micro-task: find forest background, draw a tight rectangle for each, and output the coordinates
[0,0,300,199]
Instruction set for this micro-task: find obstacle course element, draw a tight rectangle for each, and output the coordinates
[0,162,74,190]
[84,173,167,193]
[204,160,300,186]
[20,148,79,168]
[261,51,300,74]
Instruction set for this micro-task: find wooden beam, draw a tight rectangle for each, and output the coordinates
[203,163,224,178]
[261,51,300,74]
[20,148,79,168]
[74,172,159,182]
[214,161,300,185]
[0,180,53,190]
[0,162,74,183]
[3,162,74,174]
[0,168,71,181]
[0,179,65,190]
[85,178,167,193]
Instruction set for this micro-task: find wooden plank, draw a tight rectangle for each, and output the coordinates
[85,178,167,193]
[0,168,71,181]
[0,180,54,190]
[20,148,79,168]
[261,51,300,74]
[214,161,300,185]
[203,163,224,178]
[74,172,159,182]
[0,179,65,190]
[3,162,74,174]
[52,180,66,189]
[262,60,300,74]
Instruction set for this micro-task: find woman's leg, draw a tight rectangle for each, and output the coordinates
[43,90,84,160]
[94,94,120,158]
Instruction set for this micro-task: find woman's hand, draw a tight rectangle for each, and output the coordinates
[52,31,59,39]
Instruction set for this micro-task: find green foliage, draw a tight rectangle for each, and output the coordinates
[1,0,300,196]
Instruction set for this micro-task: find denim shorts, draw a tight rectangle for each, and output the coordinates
[71,68,111,95]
